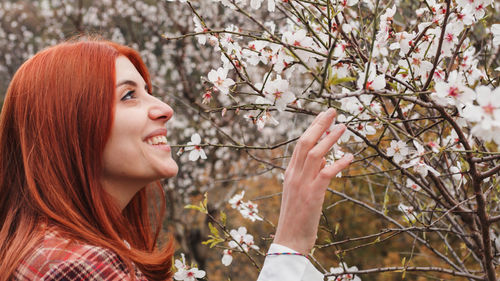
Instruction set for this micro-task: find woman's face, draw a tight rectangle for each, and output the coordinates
[101,56,178,208]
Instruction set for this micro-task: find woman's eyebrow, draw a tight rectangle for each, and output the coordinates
[116,80,137,88]
[116,80,149,92]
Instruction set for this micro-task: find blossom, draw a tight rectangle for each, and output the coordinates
[405,158,440,178]
[273,48,295,73]
[398,203,417,223]
[406,178,421,192]
[239,200,263,222]
[282,29,318,62]
[325,144,346,178]
[450,163,466,184]
[282,29,314,49]
[390,31,415,57]
[386,140,409,164]
[455,11,475,25]
[173,254,206,281]
[255,77,296,112]
[332,61,350,79]
[338,0,359,10]
[228,191,263,222]
[228,226,259,252]
[492,24,500,46]
[333,41,349,59]
[380,5,396,23]
[459,46,485,83]
[353,122,377,139]
[327,262,361,281]
[373,5,395,57]
[430,70,474,106]
[201,90,212,104]
[207,67,235,95]
[357,66,386,91]
[242,40,268,65]
[401,141,441,177]
[221,249,233,266]
[229,191,245,209]
[256,111,279,131]
[192,16,207,45]
[440,22,465,56]
[458,0,491,21]
[250,0,276,12]
[462,86,500,145]
[185,133,207,161]
[398,54,433,80]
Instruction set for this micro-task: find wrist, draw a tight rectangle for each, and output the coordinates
[273,236,310,255]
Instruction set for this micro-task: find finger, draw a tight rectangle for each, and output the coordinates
[300,108,336,146]
[286,111,325,179]
[311,154,353,193]
[289,108,337,172]
[320,157,326,170]
[302,124,346,177]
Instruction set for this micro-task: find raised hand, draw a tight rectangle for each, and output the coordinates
[273,108,353,255]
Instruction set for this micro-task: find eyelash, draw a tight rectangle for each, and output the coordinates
[121,90,136,101]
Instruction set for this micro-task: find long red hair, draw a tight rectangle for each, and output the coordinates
[0,39,174,280]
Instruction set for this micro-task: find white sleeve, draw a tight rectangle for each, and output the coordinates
[257,243,324,281]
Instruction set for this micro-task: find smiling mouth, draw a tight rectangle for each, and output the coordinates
[145,135,168,145]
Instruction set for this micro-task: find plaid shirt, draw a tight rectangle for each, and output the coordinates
[14,230,148,281]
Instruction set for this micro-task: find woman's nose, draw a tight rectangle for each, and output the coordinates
[148,97,174,122]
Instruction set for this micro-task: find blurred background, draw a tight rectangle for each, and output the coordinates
[1,1,498,280]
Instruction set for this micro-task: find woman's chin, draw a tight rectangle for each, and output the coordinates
[156,159,179,179]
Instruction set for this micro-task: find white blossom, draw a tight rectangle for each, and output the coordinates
[431,70,475,106]
[406,178,421,191]
[173,254,206,281]
[185,133,207,161]
[386,140,409,164]
[492,24,500,46]
[228,191,263,222]
[255,76,295,112]
[221,249,233,266]
[228,226,259,252]
[328,262,361,281]
[207,67,235,95]
[398,203,417,223]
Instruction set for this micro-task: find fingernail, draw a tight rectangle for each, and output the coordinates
[326,108,335,117]
[335,124,346,131]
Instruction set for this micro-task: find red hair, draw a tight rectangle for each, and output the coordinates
[0,39,174,280]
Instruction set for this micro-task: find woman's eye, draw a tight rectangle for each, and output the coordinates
[121,90,136,101]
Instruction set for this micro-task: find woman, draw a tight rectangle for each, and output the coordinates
[0,39,352,280]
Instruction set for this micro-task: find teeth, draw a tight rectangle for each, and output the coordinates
[146,135,168,145]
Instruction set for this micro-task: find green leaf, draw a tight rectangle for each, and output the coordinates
[203,192,208,209]
[185,204,204,212]
[331,76,356,86]
[208,222,219,237]
[220,210,227,226]
[387,81,398,91]
[202,237,224,248]
[184,194,208,214]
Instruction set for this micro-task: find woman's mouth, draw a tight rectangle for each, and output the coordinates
[145,135,168,145]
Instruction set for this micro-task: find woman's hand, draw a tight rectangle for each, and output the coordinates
[273,108,353,255]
